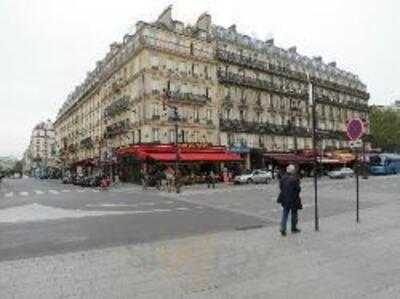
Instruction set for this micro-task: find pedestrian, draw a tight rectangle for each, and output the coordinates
[277,164,302,236]
[207,170,216,189]
[141,169,148,191]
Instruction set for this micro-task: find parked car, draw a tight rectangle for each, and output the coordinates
[234,170,273,184]
[328,167,354,179]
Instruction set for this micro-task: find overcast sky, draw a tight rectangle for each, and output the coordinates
[0,0,399,158]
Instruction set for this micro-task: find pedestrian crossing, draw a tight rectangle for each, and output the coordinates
[1,188,104,199]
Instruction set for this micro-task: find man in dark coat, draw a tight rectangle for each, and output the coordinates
[277,164,302,236]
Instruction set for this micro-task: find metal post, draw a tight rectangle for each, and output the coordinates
[174,108,180,194]
[356,163,360,223]
[309,75,319,231]
[362,139,368,179]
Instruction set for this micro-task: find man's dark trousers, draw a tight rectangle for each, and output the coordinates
[280,206,298,232]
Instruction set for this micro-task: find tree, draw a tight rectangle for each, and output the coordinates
[13,161,23,176]
[369,106,400,152]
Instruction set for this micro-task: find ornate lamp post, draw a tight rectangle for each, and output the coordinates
[162,89,181,193]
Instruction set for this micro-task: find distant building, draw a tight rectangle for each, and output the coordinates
[25,120,57,177]
[375,101,400,111]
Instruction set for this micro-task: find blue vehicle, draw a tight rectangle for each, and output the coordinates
[369,153,400,175]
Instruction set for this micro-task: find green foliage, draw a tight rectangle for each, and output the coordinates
[369,106,400,152]
[13,161,23,175]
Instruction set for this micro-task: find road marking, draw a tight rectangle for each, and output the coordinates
[175,207,189,211]
[152,208,172,212]
[20,192,29,196]
[34,190,44,195]
[91,189,100,193]
[61,190,71,193]
[86,203,139,208]
[5,192,14,198]
[49,190,60,195]
[139,202,156,206]
[77,189,86,193]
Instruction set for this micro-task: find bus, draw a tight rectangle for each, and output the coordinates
[369,153,400,175]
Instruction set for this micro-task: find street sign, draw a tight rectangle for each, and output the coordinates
[346,118,364,141]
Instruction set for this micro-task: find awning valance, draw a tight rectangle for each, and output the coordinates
[117,144,242,162]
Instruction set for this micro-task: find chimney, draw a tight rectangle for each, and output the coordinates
[328,61,337,68]
[157,5,173,29]
[196,12,211,31]
[110,42,121,53]
[265,38,274,46]
[313,56,323,63]
[288,46,297,53]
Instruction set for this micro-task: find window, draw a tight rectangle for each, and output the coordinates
[204,66,208,79]
[256,112,262,122]
[152,128,160,142]
[225,109,231,120]
[180,130,185,143]
[191,64,195,75]
[239,110,246,121]
[205,87,209,98]
[190,42,194,55]
[206,109,212,121]
[193,107,200,122]
[152,103,160,118]
[169,130,175,143]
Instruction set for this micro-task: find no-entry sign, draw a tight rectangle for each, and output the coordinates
[346,118,364,141]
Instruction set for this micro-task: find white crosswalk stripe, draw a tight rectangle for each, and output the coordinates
[20,192,29,196]
[35,190,44,195]
[61,190,71,193]
[175,207,189,211]
[91,189,100,193]
[49,190,60,195]
[5,192,14,198]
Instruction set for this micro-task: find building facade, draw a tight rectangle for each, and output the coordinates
[25,120,57,177]
[54,6,369,171]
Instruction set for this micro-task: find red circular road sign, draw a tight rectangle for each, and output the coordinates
[346,118,364,141]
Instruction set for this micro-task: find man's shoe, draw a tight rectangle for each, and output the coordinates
[280,230,287,236]
[291,228,301,234]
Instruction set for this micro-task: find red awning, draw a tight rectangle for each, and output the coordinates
[117,144,242,162]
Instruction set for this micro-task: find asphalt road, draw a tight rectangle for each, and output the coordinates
[0,178,265,262]
[0,175,398,263]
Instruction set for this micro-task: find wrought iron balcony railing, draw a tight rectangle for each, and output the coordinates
[217,70,309,101]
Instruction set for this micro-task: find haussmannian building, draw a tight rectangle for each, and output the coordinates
[54,5,369,171]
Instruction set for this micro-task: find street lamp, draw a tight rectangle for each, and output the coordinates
[307,73,319,231]
[162,89,181,194]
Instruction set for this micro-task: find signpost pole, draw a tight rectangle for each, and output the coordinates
[347,118,364,224]
[356,164,360,223]
[308,74,319,231]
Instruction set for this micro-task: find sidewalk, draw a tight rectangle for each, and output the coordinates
[1,196,400,298]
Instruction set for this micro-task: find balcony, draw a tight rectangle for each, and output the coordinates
[140,35,213,61]
[314,94,369,112]
[217,49,369,100]
[103,96,131,119]
[164,90,210,105]
[219,118,312,137]
[217,71,308,101]
[104,120,131,139]
[80,137,95,149]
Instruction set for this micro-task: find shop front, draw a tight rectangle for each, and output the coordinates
[116,144,242,184]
